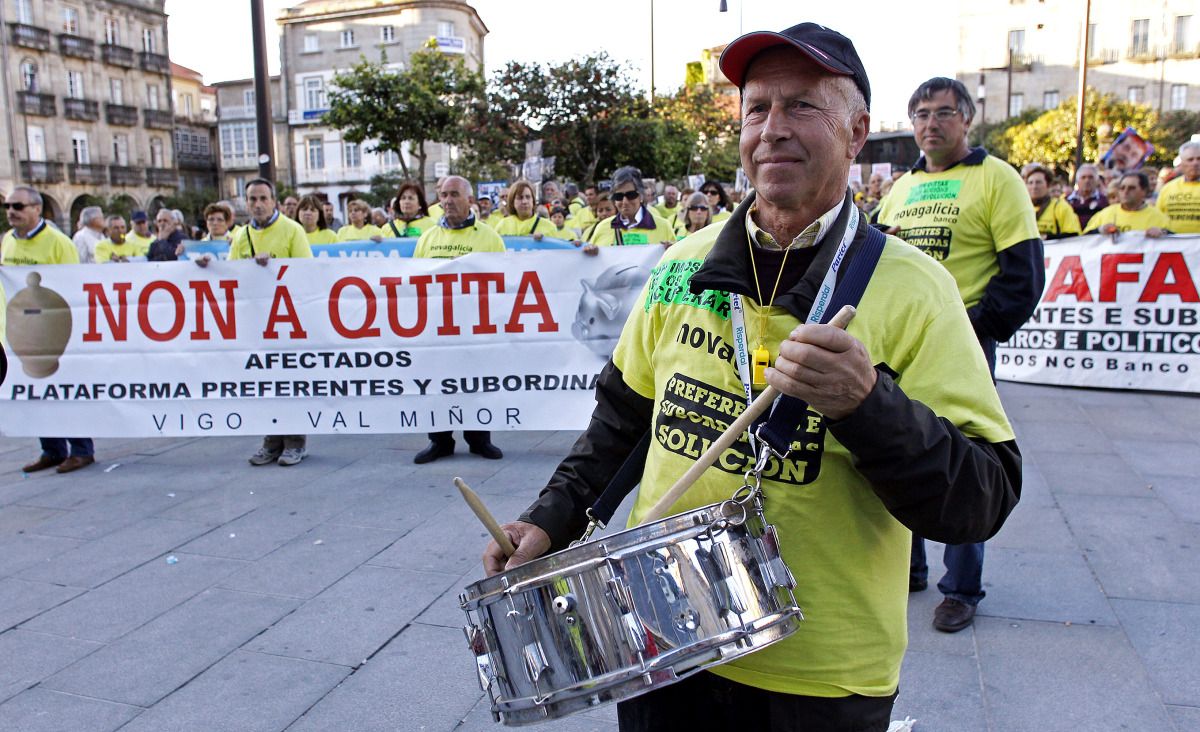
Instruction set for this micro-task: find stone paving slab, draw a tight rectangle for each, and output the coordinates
[1109,598,1200,707]
[1168,705,1200,730]
[0,503,68,532]
[118,650,349,732]
[0,687,141,732]
[975,617,1173,732]
[0,629,102,703]
[1145,474,1200,525]
[21,552,247,642]
[0,578,85,632]
[0,532,84,577]
[892,649,987,732]
[246,565,458,667]
[40,588,300,707]
[979,547,1117,626]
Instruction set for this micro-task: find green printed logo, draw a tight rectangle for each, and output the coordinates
[644,259,731,319]
[905,179,963,205]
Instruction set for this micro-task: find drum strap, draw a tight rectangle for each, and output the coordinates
[586,430,652,527]
[753,224,887,457]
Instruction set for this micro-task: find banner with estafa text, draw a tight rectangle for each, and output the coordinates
[0,247,662,437]
[997,233,1200,394]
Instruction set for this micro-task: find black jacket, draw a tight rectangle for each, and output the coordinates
[524,192,1022,550]
[147,229,185,262]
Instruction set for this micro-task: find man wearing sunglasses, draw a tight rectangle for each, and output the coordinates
[877,77,1044,635]
[1,186,96,475]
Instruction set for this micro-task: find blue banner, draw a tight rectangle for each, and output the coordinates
[178,236,577,261]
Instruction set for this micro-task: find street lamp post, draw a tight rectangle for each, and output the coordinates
[250,0,276,184]
[1074,0,1092,173]
[719,0,744,36]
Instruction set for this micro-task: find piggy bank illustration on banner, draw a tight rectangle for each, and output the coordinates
[571,263,650,358]
[6,272,73,378]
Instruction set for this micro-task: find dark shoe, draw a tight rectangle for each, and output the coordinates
[468,442,503,460]
[55,456,96,474]
[933,598,976,633]
[414,441,454,464]
[909,577,928,592]
[22,454,65,473]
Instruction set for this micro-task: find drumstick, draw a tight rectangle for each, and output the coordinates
[455,477,518,557]
[643,305,857,523]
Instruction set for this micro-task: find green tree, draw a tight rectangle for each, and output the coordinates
[162,188,219,230]
[654,85,741,181]
[324,40,484,183]
[1002,91,1160,175]
[968,107,1042,162]
[1152,110,1200,166]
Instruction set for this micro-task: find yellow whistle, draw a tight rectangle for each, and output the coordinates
[752,346,770,388]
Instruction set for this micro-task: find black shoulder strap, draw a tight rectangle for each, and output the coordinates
[754,225,887,455]
[389,220,403,237]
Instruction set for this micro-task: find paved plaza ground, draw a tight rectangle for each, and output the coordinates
[0,380,1197,731]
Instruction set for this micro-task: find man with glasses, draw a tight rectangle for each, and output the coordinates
[878,77,1043,634]
[1,186,96,474]
[1084,171,1171,238]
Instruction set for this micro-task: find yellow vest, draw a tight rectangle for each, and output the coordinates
[1083,203,1172,233]
[94,238,146,262]
[1034,197,1081,238]
[492,214,560,238]
[337,224,384,242]
[414,220,505,258]
[0,221,78,266]
[306,228,339,245]
[1155,177,1200,233]
[387,215,437,238]
[229,214,312,260]
[125,230,154,252]
[588,210,677,247]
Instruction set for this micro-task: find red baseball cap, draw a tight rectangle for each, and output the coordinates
[719,23,871,109]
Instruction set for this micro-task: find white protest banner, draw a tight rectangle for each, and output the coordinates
[0,247,662,437]
[997,233,1200,393]
[871,162,892,179]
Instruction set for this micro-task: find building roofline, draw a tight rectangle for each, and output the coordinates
[277,0,488,35]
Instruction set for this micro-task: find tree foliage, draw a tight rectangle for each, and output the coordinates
[324,40,484,183]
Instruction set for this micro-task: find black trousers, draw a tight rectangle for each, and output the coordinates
[616,671,896,732]
[428,430,490,446]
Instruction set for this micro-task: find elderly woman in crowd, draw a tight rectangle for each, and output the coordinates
[203,202,235,242]
[388,181,437,237]
[297,195,337,244]
[583,166,676,254]
[147,208,187,261]
[337,199,384,242]
[493,179,560,239]
[674,191,716,239]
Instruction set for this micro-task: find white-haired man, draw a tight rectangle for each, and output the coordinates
[1156,141,1200,233]
[73,205,105,264]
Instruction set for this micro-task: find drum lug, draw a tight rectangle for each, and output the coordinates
[607,576,647,654]
[711,543,748,617]
[759,524,796,590]
[522,641,551,683]
[463,624,495,693]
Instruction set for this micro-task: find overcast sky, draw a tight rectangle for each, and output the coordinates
[167,0,957,130]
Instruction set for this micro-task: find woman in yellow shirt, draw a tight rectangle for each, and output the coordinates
[387,181,437,237]
[674,191,715,239]
[297,195,338,245]
[492,180,560,239]
[337,199,384,242]
[701,180,733,222]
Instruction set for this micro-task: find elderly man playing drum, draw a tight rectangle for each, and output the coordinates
[483,23,1021,731]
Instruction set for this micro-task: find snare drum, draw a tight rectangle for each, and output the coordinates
[459,502,802,726]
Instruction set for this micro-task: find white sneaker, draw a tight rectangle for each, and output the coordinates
[248,447,282,466]
[277,447,307,466]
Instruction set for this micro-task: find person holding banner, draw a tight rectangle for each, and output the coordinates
[878,76,1042,635]
[389,181,437,237]
[297,195,338,245]
[1,186,96,474]
[579,193,616,252]
[584,167,676,249]
[1084,171,1171,238]
[482,24,1021,730]
[337,200,384,243]
[94,215,142,263]
[202,203,235,242]
[1023,164,1080,240]
[229,179,313,466]
[493,180,560,240]
[413,176,505,464]
[1156,141,1200,233]
[147,209,187,262]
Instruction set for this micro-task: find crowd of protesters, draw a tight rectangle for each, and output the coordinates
[2,135,1197,475]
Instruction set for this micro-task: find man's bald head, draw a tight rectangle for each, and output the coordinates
[442,175,473,199]
[439,176,474,226]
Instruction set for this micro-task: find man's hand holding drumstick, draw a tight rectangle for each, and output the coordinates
[481,315,877,577]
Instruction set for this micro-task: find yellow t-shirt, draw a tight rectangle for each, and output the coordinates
[1155,177,1200,233]
[712,209,732,223]
[587,210,677,247]
[94,238,147,262]
[337,224,384,242]
[614,225,1012,698]
[877,151,1040,308]
[0,221,79,266]
[413,221,505,259]
[1034,197,1082,238]
[569,206,597,232]
[229,214,312,260]
[305,228,339,245]
[1083,203,1172,233]
[652,203,680,221]
[428,203,445,220]
[386,215,437,238]
[124,230,154,252]
[491,214,560,238]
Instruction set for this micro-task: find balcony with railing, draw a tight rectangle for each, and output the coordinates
[179,151,216,170]
[68,163,107,185]
[106,103,138,126]
[110,166,143,186]
[144,108,174,129]
[59,33,94,59]
[20,161,64,183]
[1126,44,1160,63]
[1168,43,1200,60]
[218,104,256,121]
[1087,48,1121,65]
[147,168,177,186]
[16,91,56,117]
[101,43,136,68]
[140,52,170,74]
[221,154,259,170]
[63,97,100,121]
[9,23,50,51]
